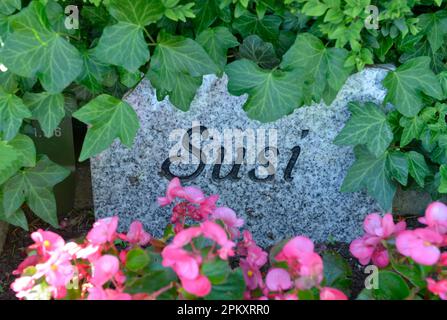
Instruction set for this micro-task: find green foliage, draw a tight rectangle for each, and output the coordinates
[322,251,353,296]
[358,271,411,300]
[2,0,447,230]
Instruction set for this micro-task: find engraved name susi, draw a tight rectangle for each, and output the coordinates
[160,126,309,182]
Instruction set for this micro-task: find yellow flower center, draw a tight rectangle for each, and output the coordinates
[43,240,51,248]
[51,264,58,271]
[247,270,254,277]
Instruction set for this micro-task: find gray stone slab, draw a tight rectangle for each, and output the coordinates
[91,68,389,246]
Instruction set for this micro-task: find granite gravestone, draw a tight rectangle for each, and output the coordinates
[91,68,388,246]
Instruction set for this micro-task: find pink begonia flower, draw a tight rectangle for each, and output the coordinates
[396,228,443,265]
[350,236,389,268]
[320,287,348,300]
[31,229,65,256]
[266,268,292,292]
[158,178,205,206]
[240,259,264,290]
[419,202,447,234]
[87,287,132,300]
[439,252,447,266]
[274,293,298,300]
[87,216,119,245]
[126,221,151,246]
[199,194,219,218]
[50,286,67,299]
[172,226,202,248]
[363,213,406,238]
[201,221,235,259]
[64,242,101,261]
[12,255,39,276]
[294,252,324,289]
[157,177,183,206]
[91,255,120,286]
[75,244,101,261]
[115,270,126,285]
[182,186,206,204]
[276,236,314,261]
[246,245,268,268]
[11,276,35,295]
[181,275,212,297]
[427,278,447,300]
[212,207,244,239]
[350,213,406,267]
[162,246,200,280]
[35,252,74,287]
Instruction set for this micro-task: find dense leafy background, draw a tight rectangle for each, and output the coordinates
[1,0,447,228]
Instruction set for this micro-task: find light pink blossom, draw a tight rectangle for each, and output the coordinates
[87,287,132,300]
[212,207,244,239]
[427,278,447,300]
[266,268,292,292]
[126,221,151,246]
[350,213,406,267]
[31,229,65,256]
[35,252,74,287]
[180,275,212,297]
[419,202,447,234]
[396,228,443,265]
[320,287,348,300]
[162,246,200,280]
[91,255,120,286]
[86,216,119,245]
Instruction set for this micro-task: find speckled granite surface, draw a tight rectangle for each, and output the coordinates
[91,68,388,246]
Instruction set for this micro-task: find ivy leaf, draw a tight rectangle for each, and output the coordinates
[93,22,150,72]
[334,102,393,158]
[383,57,443,117]
[225,59,303,122]
[0,140,21,185]
[151,32,218,77]
[238,35,280,69]
[0,2,82,93]
[2,156,70,226]
[193,0,220,32]
[0,192,27,230]
[232,12,282,43]
[407,151,430,188]
[0,0,21,15]
[8,134,36,168]
[0,88,31,141]
[107,0,165,26]
[387,150,409,186]
[418,11,447,52]
[196,27,239,73]
[23,92,65,138]
[147,32,218,110]
[93,0,164,71]
[76,50,112,94]
[280,33,352,105]
[399,116,425,147]
[341,147,396,211]
[147,69,202,110]
[0,207,28,230]
[439,164,447,193]
[73,94,140,162]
